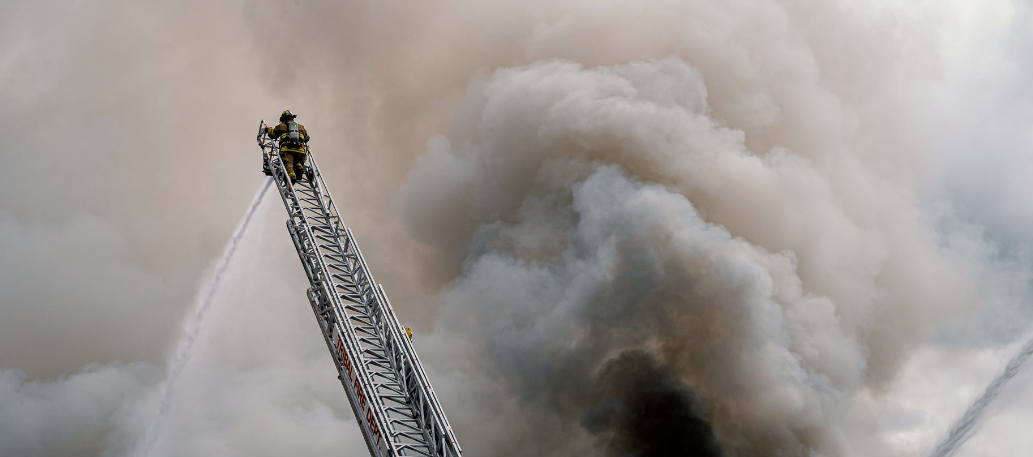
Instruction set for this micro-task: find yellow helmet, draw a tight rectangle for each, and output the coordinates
[279,110,297,123]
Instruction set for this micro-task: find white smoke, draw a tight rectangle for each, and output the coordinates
[0,363,157,457]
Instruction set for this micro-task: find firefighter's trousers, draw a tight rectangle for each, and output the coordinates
[280,149,307,180]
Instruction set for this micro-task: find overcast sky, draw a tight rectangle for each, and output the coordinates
[1,1,1032,456]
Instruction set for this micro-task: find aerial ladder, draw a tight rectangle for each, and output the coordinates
[256,121,463,457]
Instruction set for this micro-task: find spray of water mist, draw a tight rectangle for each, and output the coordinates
[136,179,272,456]
[929,334,1033,457]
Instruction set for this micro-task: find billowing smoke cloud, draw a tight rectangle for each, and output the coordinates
[398,54,1020,455]
[0,362,158,457]
[3,0,1033,456]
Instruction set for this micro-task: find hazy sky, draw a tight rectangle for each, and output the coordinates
[1,0,1032,456]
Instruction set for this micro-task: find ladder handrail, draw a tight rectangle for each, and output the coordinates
[257,122,462,457]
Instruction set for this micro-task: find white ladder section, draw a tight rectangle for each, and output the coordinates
[257,121,462,457]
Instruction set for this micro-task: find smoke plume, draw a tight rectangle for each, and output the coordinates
[398,54,1013,455]
[3,0,1033,456]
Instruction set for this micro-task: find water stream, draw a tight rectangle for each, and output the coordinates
[929,333,1033,457]
[136,179,272,456]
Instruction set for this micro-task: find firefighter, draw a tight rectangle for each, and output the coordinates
[267,110,310,183]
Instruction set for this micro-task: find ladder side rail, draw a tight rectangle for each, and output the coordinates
[304,157,416,423]
[305,158,374,313]
[346,230,462,457]
[347,237,431,435]
[289,222,386,457]
[302,156,348,242]
[300,209,422,454]
[376,286,463,456]
[299,179,423,448]
[314,288,390,457]
[306,157,397,370]
[259,130,398,456]
[288,182,398,457]
[264,143,304,224]
[301,157,389,356]
[260,123,315,229]
[288,185,397,456]
[259,124,462,456]
[299,180,429,454]
[341,232,424,407]
[307,152,461,457]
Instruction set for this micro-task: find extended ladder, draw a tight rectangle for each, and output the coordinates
[256,121,462,457]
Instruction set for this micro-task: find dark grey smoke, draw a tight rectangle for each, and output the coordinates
[421,159,864,455]
[929,335,1033,457]
[400,50,1018,455]
[582,350,724,457]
